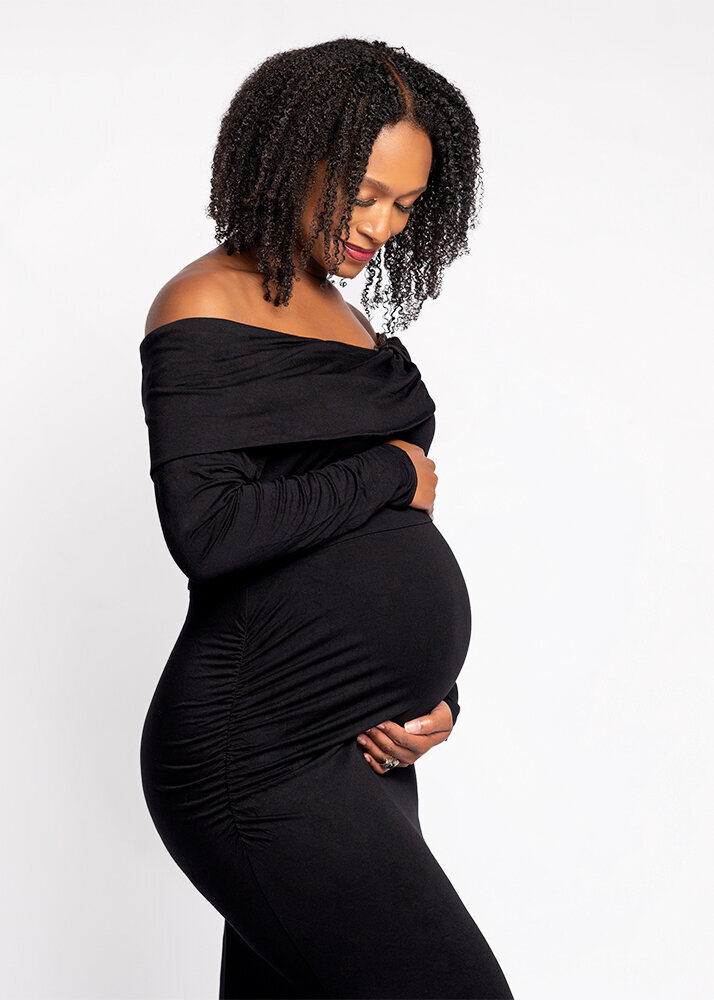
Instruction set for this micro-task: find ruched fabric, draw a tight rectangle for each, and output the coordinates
[140,317,436,472]
[138,318,513,999]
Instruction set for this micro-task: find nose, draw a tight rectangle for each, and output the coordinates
[355,207,392,248]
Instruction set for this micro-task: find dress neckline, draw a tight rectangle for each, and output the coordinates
[143,315,384,353]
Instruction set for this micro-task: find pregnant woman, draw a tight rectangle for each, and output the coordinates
[139,38,513,999]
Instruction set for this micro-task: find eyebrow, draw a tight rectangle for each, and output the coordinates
[362,175,428,197]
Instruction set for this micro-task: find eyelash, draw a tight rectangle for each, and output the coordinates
[353,198,415,214]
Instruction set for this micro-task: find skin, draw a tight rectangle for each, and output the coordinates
[146,120,456,773]
[295,119,432,282]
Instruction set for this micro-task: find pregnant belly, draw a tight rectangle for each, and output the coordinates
[142,511,471,803]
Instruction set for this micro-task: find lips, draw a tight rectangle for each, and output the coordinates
[340,239,377,262]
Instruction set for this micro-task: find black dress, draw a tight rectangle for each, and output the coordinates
[139,317,513,1000]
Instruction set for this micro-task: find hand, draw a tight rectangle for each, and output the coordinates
[355,700,454,775]
[385,438,437,516]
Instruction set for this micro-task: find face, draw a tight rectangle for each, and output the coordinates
[298,119,433,280]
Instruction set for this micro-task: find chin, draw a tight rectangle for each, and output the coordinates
[333,261,360,277]
[320,239,363,275]
[331,252,363,273]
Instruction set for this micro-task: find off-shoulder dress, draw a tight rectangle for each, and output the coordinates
[138,317,512,999]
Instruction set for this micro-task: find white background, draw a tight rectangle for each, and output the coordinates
[2,1,712,997]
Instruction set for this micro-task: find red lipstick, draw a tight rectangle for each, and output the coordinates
[340,239,376,262]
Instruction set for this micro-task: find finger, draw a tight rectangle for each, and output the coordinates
[375,719,434,752]
[356,730,416,766]
[362,751,407,774]
[395,718,449,751]
[361,751,385,773]
[363,725,420,763]
[403,712,450,737]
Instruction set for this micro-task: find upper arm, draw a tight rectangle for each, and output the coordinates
[347,303,378,346]
[145,271,236,338]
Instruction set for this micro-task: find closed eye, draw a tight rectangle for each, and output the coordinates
[354,198,415,214]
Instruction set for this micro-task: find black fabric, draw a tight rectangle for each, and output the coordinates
[139,318,511,998]
[139,317,436,472]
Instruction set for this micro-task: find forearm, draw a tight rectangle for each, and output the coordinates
[152,442,418,584]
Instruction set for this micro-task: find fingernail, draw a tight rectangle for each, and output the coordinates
[364,753,372,762]
[377,723,386,730]
[357,735,366,745]
[404,720,420,733]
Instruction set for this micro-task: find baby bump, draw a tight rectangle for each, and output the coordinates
[142,512,471,807]
[223,512,472,793]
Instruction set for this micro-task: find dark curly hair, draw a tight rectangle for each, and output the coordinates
[206,37,483,336]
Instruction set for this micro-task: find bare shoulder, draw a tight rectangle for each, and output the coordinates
[145,270,237,338]
[143,250,379,347]
[144,254,264,338]
[346,303,378,345]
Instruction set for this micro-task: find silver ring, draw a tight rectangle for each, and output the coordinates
[382,755,399,771]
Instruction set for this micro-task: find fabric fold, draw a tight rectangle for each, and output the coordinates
[139,317,436,474]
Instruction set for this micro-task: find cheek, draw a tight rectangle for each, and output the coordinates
[393,212,412,236]
[329,185,356,230]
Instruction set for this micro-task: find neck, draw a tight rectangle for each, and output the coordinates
[229,244,332,289]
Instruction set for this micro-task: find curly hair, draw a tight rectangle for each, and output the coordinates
[206,37,483,336]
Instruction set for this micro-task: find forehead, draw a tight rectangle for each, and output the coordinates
[361,124,432,192]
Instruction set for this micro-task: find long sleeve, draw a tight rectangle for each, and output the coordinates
[442,682,460,729]
[151,441,418,585]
